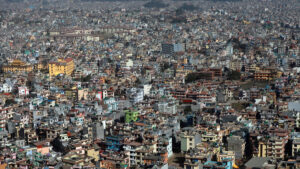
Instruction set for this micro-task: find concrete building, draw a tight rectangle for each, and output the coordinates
[2,59,33,73]
[227,136,245,160]
[49,58,75,77]
[180,128,201,152]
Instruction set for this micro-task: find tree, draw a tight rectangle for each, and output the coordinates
[284,139,293,159]
[241,65,246,72]
[81,74,92,82]
[211,154,218,161]
[136,135,143,143]
[172,134,181,153]
[228,70,241,80]
[19,128,25,139]
[51,135,65,153]
[185,73,198,83]
[161,62,171,72]
[290,62,296,68]
[5,99,16,107]
[222,136,228,149]
[184,106,192,113]
[244,133,254,160]
[256,112,261,120]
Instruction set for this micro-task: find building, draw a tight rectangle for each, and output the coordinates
[184,146,212,169]
[254,68,280,81]
[292,133,300,157]
[201,133,218,143]
[244,157,275,169]
[157,100,177,114]
[18,86,29,96]
[49,58,75,77]
[2,59,33,73]
[180,128,201,152]
[125,109,139,123]
[106,136,123,152]
[162,43,174,55]
[258,137,286,160]
[203,159,233,169]
[93,122,105,140]
[227,136,245,160]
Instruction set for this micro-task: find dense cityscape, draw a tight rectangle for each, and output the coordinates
[0,0,300,168]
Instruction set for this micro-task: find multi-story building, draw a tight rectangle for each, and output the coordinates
[254,68,281,81]
[125,109,139,123]
[227,136,245,160]
[258,137,286,160]
[183,143,215,169]
[292,133,300,157]
[201,133,218,143]
[49,58,75,77]
[2,59,33,73]
[180,128,201,152]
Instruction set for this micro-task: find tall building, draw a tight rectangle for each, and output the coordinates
[225,42,233,56]
[162,43,174,55]
[227,136,245,160]
[93,122,105,140]
[162,43,184,55]
[49,58,75,77]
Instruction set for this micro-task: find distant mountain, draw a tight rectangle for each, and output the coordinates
[5,0,24,2]
[144,0,169,8]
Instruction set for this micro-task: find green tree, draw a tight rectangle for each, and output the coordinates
[228,70,241,80]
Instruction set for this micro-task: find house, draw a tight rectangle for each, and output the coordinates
[0,83,13,93]
[18,86,29,96]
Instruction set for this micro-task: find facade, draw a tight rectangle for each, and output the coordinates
[18,87,29,96]
[49,58,75,77]
[2,59,33,73]
[258,137,286,160]
[0,83,13,93]
[180,129,201,152]
[125,110,139,123]
[162,43,174,55]
[203,160,233,169]
[227,136,245,160]
[292,135,300,157]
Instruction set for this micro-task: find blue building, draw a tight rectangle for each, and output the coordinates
[106,136,123,151]
[103,97,118,113]
[203,159,233,169]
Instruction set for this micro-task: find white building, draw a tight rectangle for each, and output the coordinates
[0,83,13,93]
[18,86,29,96]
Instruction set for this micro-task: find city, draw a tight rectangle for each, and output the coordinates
[0,0,299,168]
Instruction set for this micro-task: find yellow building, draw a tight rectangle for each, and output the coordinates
[87,148,100,161]
[2,59,33,73]
[34,62,48,71]
[49,58,75,77]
